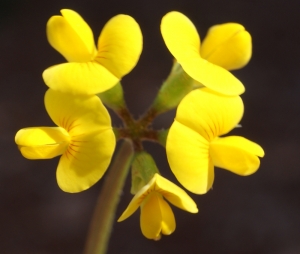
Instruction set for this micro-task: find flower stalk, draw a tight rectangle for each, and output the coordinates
[84,140,134,254]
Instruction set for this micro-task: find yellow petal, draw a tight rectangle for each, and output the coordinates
[157,195,176,236]
[161,11,200,61]
[118,176,157,222]
[57,129,116,193]
[154,174,198,213]
[42,62,119,95]
[210,136,265,175]
[166,121,214,194]
[117,198,140,222]
[96,14,143,79]
[140,192,175,239]
[46,9,96,62]
[15,127,70,159]
[175,88,244,141]
[201,23,252,70]
[44,89,112,134]
[160,11,244,95]
[44,89,115,192]
[180,57,245,95]
[118,173,197,222]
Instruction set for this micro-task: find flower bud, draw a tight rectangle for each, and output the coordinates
[131,151,159,194]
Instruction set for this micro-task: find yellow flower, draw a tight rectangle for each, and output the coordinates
[161,11,251,96]
[43,9,143,95]
[166,88,264,194]
[15,89,116,193]
[118,173,198,240]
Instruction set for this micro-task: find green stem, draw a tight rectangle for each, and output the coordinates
[150,62,194,115]
[84,140,134,254]
[137,107,158,128]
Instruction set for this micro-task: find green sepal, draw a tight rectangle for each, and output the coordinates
[97,82,125,111]
[157,129,169,147]
[130,151,160,194]
[151,61,194,114]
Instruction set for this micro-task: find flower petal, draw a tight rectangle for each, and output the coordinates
[56,129,115,193]
[201,23,252,70]
[44,89,112,134]
[210,136,264,176]
[161,11,200,61]
[158,195,176,236]
[42,62,119,95]
[46,9,96,62]
[166,121,214,194]
[118,176,157,222]
[43,89,115,192]
[160,11,244,95]
[175,88,244,141]
[96,14,143,79]
[154,174,198,213]
[15,127,70,159]
[180,57,245,95]
[140,192,175,239]
[117,197,140,222]
[140,192,162,239]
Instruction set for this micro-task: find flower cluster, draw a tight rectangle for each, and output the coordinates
[15,9,142,192]
[15,9,264,240]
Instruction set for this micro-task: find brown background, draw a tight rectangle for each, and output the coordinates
[1,0,300,253]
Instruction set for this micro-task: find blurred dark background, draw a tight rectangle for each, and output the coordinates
[1,0,300,253]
